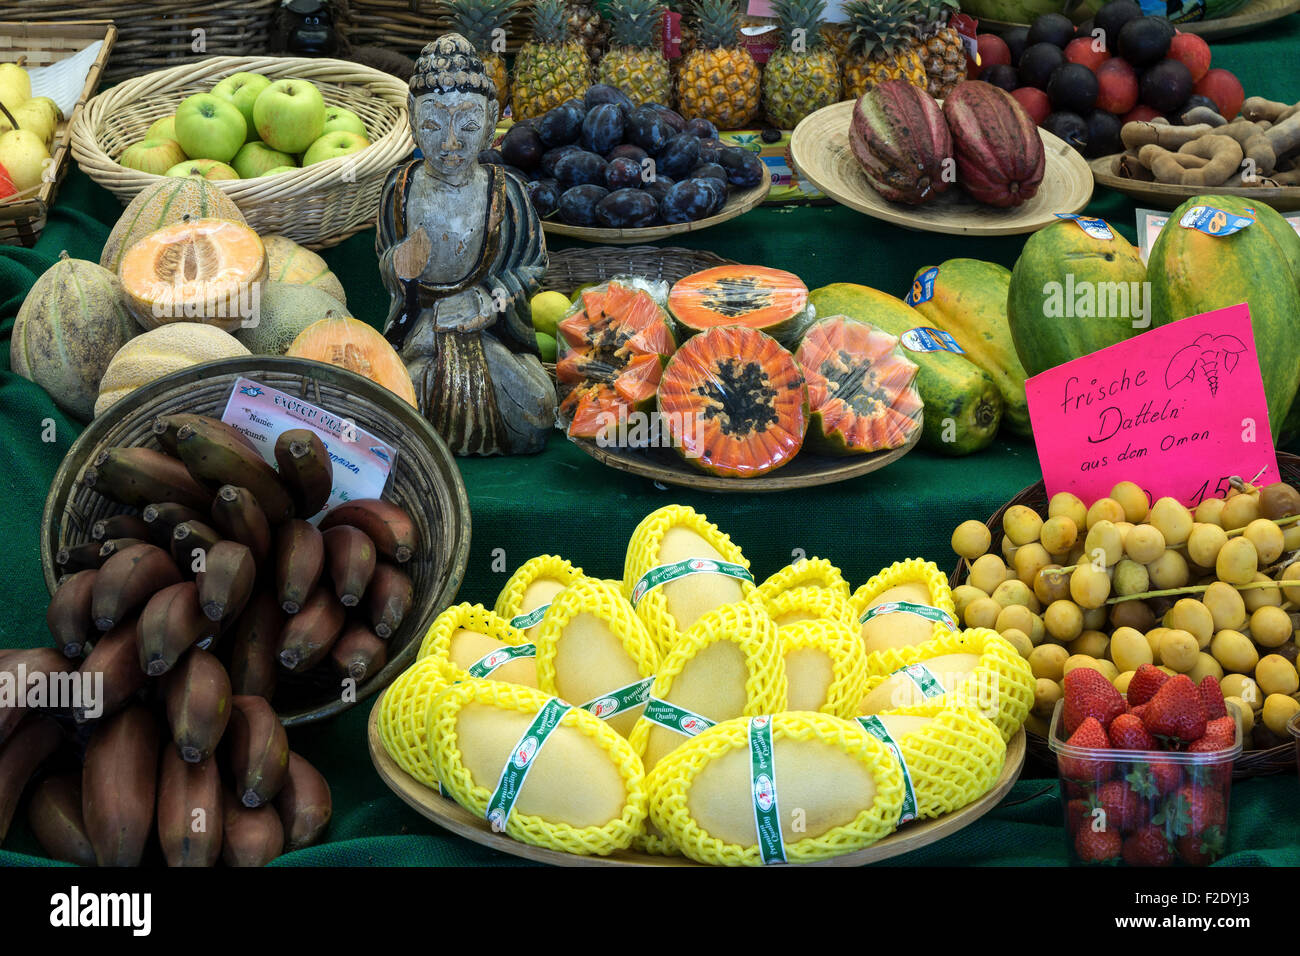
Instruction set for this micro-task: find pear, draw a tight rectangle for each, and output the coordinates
[0,128,50,191]
[11,98,60,147]
[0,62,31,113]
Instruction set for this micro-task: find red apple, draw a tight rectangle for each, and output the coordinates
[1010,87,1052,125]
[1168,33,1211,82]
[1096,58,1139,115]
[972,34,1011,79]
[0,160,15,200]
[1121,104,1163,124]
[1065,36,1110,72]
[1194,68,1244,119]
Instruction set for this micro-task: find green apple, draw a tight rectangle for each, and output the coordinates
[302,130,370,166]
[322,106,367,138]
[174,93,246,163]
[212,72,272,137]
[146,115,179,144]
[165,158,239,181]
[231,140,294,178]
[253,79,326,154]
[0,129,50,191]
[120,138,188,175]
[257,165,299,177]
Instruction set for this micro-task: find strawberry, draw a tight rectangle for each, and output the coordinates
[1058,716,1113,782]
[1075,825,1122,864]
[1129,702,1149,722]
[1109,713,1157,750]
[1064,667,1127,734]
[1198,675,1227,720]
[1142,674,1207,745]
[1188,715,1236,753]
[1127,663,1169,706]
[1161,784,1227,836]
[1094,779,1144,832]
[1066,797,1092,835]
[1176,825,1226,866]
[1126,761,1182,799]
[1123,825,1175,866]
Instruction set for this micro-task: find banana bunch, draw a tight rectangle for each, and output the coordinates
[3,411,421,865]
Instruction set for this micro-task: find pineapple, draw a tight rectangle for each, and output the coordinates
[677,0,760,130]
[566,0,610,62]
[911,0,965,100]
[513,0,595,120]
[445,0,519,110]
[762,0,842,130]
[842,0,927,100]
[599,0,673,106]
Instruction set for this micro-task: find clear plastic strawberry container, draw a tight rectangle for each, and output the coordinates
[1049,699,1242,866]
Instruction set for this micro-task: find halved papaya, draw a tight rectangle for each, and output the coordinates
[656,325,808,479]
[667,265,811,345]
[795,316,922,456]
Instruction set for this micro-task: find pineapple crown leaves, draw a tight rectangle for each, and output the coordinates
[531,0,574,43]
[445,0,521,47]
[692,0,743,49]
[771,0,829,49]
[607,0,666,48]
[913,0,958,28]
[844,0,922,56]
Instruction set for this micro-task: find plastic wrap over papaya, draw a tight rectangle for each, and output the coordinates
[666,265,816,346]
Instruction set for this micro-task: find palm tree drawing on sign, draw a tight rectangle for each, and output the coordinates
[1165,333,1248,397]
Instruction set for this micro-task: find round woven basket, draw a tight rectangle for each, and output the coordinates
[950,452,1300,779]
[70,55,414,249]
[41,356,471,727]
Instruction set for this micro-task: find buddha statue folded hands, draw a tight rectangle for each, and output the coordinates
[376,33,556,456]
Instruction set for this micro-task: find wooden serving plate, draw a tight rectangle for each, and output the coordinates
[541,165,771,244]
[789,100,1094,236]
[1089,153,1300,211]
[978,0,1300,39]
[367,692,1027,867]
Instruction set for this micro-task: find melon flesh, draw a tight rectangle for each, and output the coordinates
[101,177,246,275]
[286,315,418,407]
[95,322,250,417]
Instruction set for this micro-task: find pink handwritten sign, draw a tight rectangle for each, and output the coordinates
[1025,303,1279,508]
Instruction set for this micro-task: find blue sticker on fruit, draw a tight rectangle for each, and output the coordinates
[1137,0,1166,13]
[900,327,964,354]
[906,267,938,306]
[1178,204,1255,236]
[1055,213,1114,241]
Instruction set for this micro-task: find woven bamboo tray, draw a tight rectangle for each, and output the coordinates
[1090,153,1300,212]
[0,20,115,247]
[0,1,276,82]
[949,452,1300,779]
[40,356,471,727]
[70,55,414,249]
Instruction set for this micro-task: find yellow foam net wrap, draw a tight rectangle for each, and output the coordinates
[752,557,851,605]
[378,655,451,789]
[416,602,537,685]
[492,554,586,632]
[858,628,1033,742]
[427,680,648,856]
[622,504,755,657]
[863,702,1006,821]
[779,618,869,719]
[754,585,856,629]
[534,576,660,730]
[852,558,960,675]
[647,712,905,866]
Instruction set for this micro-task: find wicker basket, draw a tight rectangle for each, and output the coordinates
[0,1,276,82]
[70,55,414,249]
[0,20,115,247]
[951,453,1300,779]
[41,356,472,727]
[342,0,520,58]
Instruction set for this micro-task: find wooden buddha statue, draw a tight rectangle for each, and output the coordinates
[376,33,554,456]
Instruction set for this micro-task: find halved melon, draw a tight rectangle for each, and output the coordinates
[656,325,808,479]
[795,316,922,456]
[261,234,347,305]
[668,265,811,345]
[119,218,267,332]
[286,314,418,407]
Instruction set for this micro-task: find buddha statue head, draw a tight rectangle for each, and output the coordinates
[409,34,498,186]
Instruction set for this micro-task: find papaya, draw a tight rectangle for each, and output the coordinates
[11,254,138,421]
[1147,195,1300,443]
[668,266,812,346]
[1007,217,1148,379]
[808,284,1003,456]
[101,178,246,276]
[908,259,1031,438]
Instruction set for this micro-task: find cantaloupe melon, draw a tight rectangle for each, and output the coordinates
[261,234,347,306]
[101,177,246,275]
[234,282,350,356]
[11,254,138,421]
[119,218,267,332]
[286,315,417,407]
[96,323,250,417]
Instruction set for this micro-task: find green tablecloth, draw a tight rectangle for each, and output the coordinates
[5,28,1300,866]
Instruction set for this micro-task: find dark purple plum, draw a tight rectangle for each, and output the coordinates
[697,138,724,164]
[584,84,635,114]
[1042,111,1088,154]
[581,103,626,156]
[716,147,764,187]
[642,177,674,205]
[558,184,610,226]
[1018,42,1065,90]
[595,188,659,228]
[527,178,562,217]
[1176,94,1221,124]
[654,105,687,134]
[690,162,727,183]
[1083,109,1122,158]
[537,101,585,148]
[1047,62,1099,113]
[627,106,674,154]
[477,148,504,165]
[605,156,643,190]
[982,63,1019,92]
[1139,59,1193,114]
[694,176,728,215]
[660,180,713,224]
[499,124,544,171]
[606,143,649,164]
[541,144,583,178]
[657,134,701,180]
[554,149,608,188]
[685,118,717,139]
